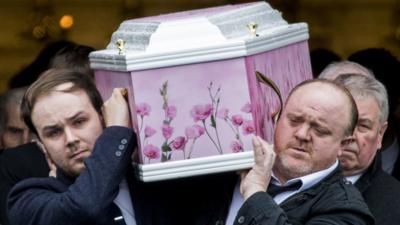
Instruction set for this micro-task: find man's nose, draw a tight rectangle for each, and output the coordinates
[343,135,356,146]
[65,128,79,147]
[294,124,311,141]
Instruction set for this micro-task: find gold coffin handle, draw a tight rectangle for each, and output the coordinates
[255,71,283,123]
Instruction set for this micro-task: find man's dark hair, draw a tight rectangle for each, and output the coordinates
[9,40,95,88]
[21,69,103,135]
[310,48,341,78]
[49,44,95,77]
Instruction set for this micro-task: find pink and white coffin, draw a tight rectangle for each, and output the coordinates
[89,2,312,182]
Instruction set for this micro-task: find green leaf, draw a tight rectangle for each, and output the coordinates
[211,115,216,128]
[162,144,172,152]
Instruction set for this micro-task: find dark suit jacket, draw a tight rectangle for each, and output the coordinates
[0,143,49,225]
[391,151,400,180]
[355,153,400,225]
[7,126,136,225]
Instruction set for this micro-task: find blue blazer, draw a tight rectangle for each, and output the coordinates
[7,126,136,225]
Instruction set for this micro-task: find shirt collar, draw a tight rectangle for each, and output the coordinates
[345,173,363,184]
[271,160,339,192]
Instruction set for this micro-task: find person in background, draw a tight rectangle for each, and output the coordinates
[318,60,374,80]
[0,87,47,225]
[0,87,35,150]
[310,48,341,78]
[349,48,400,180]
[9,41,74,88]
[334,74,400,225]
[9,40,94,88]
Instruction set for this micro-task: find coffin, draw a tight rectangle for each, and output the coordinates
[89,1,312,182]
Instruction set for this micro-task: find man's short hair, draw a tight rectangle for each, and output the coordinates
[335,74,389,124]
[318,61,375,80]
[286,79,358,137]
[21,69,103,135]
[0,87,28,134]
[49,43,95,77]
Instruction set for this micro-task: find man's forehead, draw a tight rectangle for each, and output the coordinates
[288,83,351,122]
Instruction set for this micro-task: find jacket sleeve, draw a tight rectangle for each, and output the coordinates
[233,191,375,225]
[7,126,137,225]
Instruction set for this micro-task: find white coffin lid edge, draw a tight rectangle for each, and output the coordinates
[89,2,309,72]
[133,151,254,182]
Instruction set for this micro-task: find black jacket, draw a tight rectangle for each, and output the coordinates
[217,167,374,225]
[355,153,400,225]
[0,143,49,225]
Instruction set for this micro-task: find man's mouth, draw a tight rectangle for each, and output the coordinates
[342,147,358,154]
[290,145,308,151]
[71,149,89,159]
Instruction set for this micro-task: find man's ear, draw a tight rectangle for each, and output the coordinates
[377,121,388,150]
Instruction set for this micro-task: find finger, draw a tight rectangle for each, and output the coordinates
[120,88,128,98]
[252,136,263,159]
[113,87,127,98]
[257,136,274,156]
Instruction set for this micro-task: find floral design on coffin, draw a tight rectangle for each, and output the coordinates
[137,80,255,163]
[143,144,160,163]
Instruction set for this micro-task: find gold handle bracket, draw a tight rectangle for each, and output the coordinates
[247,22,259,38]
[116,39,126,55]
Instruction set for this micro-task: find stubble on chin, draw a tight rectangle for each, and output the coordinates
[274,152,313,181]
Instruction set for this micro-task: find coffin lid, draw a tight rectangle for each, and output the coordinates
[89,1,309,71]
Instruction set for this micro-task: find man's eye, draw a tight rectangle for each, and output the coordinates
[74,118,87,126]
[8,127,23,134]
[46,129,62,138]
[314,127,329,136]
[289,117,302,124]
[358,124,370,132]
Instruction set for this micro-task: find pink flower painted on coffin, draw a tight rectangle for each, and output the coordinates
[242,120,255,135]
[166,105,177,120]
[216,108,229,119]
[230,140,243,153]
[190,104,213,122]
[144,126,156,138]
[241,102,252,113]
[162,124,174,139]
[171,136,186,150]
[231,114,244,127]
[136,103,151,117]
[143,144,161,159]
[185,124,205,139]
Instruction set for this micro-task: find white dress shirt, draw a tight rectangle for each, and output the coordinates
[345,174,362,184]
[113,178,136,225]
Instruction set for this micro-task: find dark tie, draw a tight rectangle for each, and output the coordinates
[267,180,302,198]
[108,202,127,225]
